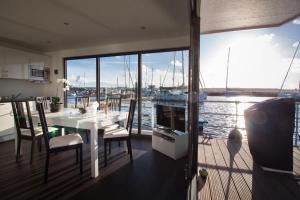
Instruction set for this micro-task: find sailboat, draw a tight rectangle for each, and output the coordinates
[224,47,238,96]
[153,51,207,102]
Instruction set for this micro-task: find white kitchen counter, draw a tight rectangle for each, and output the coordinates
[0,102,15,142]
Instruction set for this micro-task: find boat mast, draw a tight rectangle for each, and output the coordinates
[145,66,148,88]
[182,51,185,86]
[117,76,119,89]
[84,72,86,88]
[225,47,231,93]
[124,56,127,90]
[279,41,300,93]
[128,56,131,88]
[173,52,176,87]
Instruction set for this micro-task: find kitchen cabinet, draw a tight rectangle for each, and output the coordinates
[0,46,51,80]
[1,48,28,79]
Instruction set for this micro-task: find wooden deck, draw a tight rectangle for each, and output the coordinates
[198,137,300,200]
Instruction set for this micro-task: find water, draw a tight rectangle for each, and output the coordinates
[67,95,300,141]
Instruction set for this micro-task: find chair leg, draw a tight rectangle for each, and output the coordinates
[30,139,35,165]
[86,130,89,143]
[104,140,107,167]
[80,146,83,174]
[38,138,42,152]
[127,139,133,163]
[109,142,111,154]
[76,148,79,164]
[16,138,21,162]
[44,153,50,183]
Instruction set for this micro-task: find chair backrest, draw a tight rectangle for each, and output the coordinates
[106,96,122,111]
[126,99,136,136]
[36,102,50,151]
[35,97,51,110]
[11,100,35,137]
[75,96,90,108]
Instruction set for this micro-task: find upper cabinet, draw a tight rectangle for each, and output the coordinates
[0,46,51,80]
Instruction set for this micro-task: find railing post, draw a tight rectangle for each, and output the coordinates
[295,103,299,146]
[235,101,238,127]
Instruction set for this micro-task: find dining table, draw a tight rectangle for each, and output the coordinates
[16,107,127,178]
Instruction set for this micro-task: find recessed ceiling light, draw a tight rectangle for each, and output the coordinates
[64,22,70,26]
[140,26,146,30]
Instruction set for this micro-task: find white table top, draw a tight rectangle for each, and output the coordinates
[32,108,127,129]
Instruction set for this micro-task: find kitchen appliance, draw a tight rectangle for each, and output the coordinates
[28,63,45,80]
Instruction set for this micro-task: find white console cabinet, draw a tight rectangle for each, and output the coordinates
[152,128,188,160]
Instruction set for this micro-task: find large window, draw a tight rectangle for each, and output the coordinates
[141,50,189,132]
[64,49,188,134]
[66,58,97,107]
[100,55,138,127]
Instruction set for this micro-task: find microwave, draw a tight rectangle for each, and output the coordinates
[28,64,45,80]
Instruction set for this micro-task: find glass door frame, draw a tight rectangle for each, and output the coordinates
[63,47,189,135]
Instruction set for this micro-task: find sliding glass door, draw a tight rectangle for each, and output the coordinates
[64,49,188,134]
[66,58,97,107]
[99,55,138,129]
[141,50,189,133]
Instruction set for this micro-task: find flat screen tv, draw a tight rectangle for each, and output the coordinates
[172,106,186,132]
[156,105,186,132]
[156,105,172,129]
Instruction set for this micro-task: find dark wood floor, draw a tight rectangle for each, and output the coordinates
[198,137,300,200]
[0,136,187,200]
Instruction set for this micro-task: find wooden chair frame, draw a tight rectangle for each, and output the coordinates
[12,100,43,164]
[36,102,83,183]
[104,99,136,167]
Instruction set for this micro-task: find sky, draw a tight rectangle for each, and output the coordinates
[67,17,300,90]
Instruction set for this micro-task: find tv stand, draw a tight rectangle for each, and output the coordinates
[152,128,188,160]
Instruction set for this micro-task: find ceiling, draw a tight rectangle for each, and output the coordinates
[0,0,299,52]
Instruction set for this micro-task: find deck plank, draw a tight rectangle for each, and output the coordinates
[209,139,241,200]
[198,140,212,200]
[225,139,273,200]
[203,140,226,200]
[216,139,252,200]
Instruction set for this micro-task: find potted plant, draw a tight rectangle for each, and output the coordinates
[50,78,71,112]
[50,96,61,112]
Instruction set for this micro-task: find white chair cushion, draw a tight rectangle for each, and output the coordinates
[101,124,120,133]
[103,128,129,139]
[49,133,83,149]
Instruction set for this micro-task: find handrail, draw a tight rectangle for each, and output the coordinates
[199,99,300,145]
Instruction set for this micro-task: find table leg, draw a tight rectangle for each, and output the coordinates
[90,123,99,178]
[14,125,22,156]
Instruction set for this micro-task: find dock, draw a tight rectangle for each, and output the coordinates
[198,137,300,200]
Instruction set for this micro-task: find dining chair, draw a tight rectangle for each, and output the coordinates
[98,96,122,139]
[36,102,83,183]
[103,99,136,167]
[106,96,122,111]
[12,100,58,164]
[12,100,42,164]
[75,96,90,108]
[35,96,51,110]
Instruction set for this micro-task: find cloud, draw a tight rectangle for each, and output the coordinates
[170,59,183,67]
[257,33,275,42]
[292,19,300,25]
[292,41,300,48]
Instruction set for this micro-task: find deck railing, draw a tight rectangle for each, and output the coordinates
[200,100,300,146]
